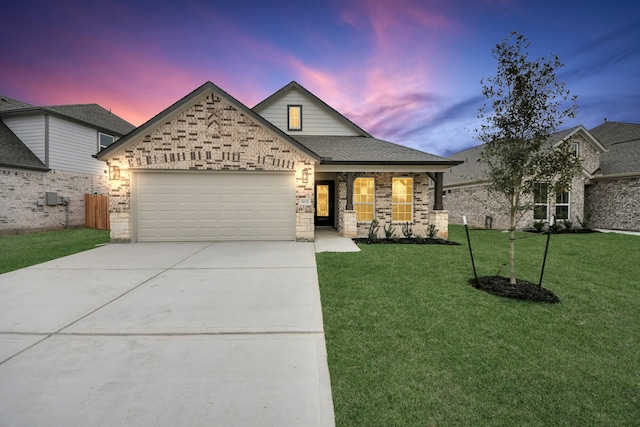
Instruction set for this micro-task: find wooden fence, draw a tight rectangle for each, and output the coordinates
[85,194,110,230]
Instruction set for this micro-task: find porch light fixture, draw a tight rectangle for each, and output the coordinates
[109,166,120,180]
[301,169,309,184]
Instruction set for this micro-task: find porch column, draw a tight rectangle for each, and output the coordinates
[345,172,355,210]
[343,172,357,237]
[433,172,444,210]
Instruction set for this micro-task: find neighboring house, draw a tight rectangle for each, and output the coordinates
[96,81,460,243]
[585,121,640,231]
[0,95,135,234]
[440,126,607,230]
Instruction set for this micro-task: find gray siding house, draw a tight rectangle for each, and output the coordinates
[0,95,134,234]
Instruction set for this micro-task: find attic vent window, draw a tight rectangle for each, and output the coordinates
[288,105,302,131]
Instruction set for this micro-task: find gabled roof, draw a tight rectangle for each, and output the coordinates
[0,95,135,136]
[44,104,135,135]
[294,135,458,165]
[590,121,640,176]
[0,119,48,171]
[97,81,320,161]
[445,126,605,186]
[253,81,372,137]
[0,95,33,111]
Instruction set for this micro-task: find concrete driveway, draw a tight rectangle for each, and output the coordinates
[0,241,334,426]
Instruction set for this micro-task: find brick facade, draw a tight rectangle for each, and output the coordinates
[0,168,109,234]
[337,172,436,237]
[101,90,315,242]
[586,176,640,231]
[440,134,598,230]
[439,175,587,230]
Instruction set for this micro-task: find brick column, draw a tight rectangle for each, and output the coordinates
[429,210,449,239]
[342,210,357,237]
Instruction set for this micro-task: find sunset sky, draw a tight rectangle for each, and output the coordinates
[2,0,639,156]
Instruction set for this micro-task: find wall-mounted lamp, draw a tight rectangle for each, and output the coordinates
[301,169,309,184]
[109,166,120,180]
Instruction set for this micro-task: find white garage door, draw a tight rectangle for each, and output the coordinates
[134,172,296,242]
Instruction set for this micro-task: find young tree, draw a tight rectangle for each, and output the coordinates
[476,31,581,285]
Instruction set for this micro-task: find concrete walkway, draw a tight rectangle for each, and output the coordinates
[314,228,360,253]
[0,242,335,426]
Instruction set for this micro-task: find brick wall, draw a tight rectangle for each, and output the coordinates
[337,172,434,237]
[102,90,316,242]
[440,175,587,230]
[586,176,640,230]
[0,168,109,234]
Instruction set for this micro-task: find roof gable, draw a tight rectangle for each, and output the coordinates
[445,126,605,186]
[0,95,134,136]
[589,121,640,176]
[253,81,371,137]
[0,119,48,171]
[97,81,319,161]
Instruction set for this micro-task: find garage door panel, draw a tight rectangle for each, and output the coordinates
[135,172,295,241]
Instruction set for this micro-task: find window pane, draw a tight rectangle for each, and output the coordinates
[99,133,115,149]
[556,205,569,220]
[392,178,413,222]
[288,106,301,130]
[317,185,329,217]
[354,178,374,222]
[556,191,569,204]
[534,205,548,220]
[534,183,548,204]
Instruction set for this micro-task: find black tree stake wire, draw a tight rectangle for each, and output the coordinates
[464,216,480,288]
[539,216,554,287]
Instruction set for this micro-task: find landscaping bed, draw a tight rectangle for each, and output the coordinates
[353,237,460,245]
[469,275,560,303]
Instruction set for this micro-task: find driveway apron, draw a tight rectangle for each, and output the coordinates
[0,241,334,426]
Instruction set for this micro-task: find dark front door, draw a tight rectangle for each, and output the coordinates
[315,181,335,227]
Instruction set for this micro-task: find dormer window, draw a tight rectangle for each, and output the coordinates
[288,105,302,131]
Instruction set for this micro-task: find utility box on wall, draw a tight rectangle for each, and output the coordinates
[45,192,58,205]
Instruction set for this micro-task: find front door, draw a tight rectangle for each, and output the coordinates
[315,181,335,227]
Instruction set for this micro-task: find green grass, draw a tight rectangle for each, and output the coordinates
[0,228,110,274]
[317,225,640,426]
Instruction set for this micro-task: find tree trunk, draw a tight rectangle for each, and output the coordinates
[509,194,517,285]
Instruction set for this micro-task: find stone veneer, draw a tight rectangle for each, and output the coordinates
[586,176,640,231]
[102,90,315,242]
[0,168,109,234]
[336,172,444,238]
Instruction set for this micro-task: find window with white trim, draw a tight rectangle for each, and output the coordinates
[571,142,579,158]
[392,177,413,222]
[534,183,548,220]
[555,190,570,220]
[354,177,375,222]
[288,105,302,131]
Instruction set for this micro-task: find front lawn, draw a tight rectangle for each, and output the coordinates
[0,228,110,274]
[317,225,640,426]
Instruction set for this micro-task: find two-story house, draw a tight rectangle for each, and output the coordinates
[0,95,135,234]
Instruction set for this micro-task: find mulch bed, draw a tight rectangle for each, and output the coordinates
[469,276,560,303]
[353,238,460,246]
[527,228,598,234]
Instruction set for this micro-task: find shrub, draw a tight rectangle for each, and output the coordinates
[383,223,396,239]
[563,219,573,229]
[533,220,545,232]
[402,222,413,238]
[368,219,380,243]
[576,210,592,229]
[428,224,439,239]
[414,234,423,243]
